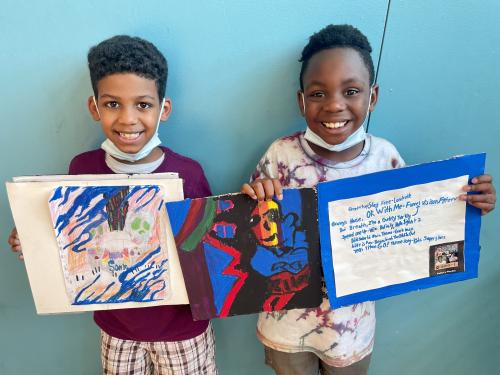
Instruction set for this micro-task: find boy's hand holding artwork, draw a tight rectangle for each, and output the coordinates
[241,178,283,201]
[7,227,23,260]
[459,174,496,215]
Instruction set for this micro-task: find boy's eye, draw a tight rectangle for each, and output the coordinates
[137,102,153,110]
[309,92,325,99]
[345,89,360,96]
[105,101,119,109]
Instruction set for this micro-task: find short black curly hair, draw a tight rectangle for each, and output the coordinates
[88,35,167,100]
[299,24,375,90]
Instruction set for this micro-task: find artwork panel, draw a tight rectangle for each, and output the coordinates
[317,153,485,308]
[328,176,467,297]
[48,185,170,305]
[6,175,187,314]
[166,188,322,320]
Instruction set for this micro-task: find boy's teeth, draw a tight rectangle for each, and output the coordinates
[323,121,347,129]
[120,132,140,139]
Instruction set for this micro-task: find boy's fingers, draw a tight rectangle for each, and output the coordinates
[467,200,495,208]
[243,179,282,201]
[9,237,21,246]
[7,227,24,254]
[472,174,493,184]
[459,193,496,205]
[469,193,495,204]
[7,237,16,248]
[272,179,283,200]
[251,182,266,201]
[472,202,495,215]
[459,193,496,215]
[465,182,495,194]
[261,179,276,200]
[11,244,22,252]
[241,183,257,199]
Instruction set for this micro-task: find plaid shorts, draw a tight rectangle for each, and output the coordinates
[101,324,218,375]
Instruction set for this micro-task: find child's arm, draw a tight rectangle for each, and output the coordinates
[241,179,283,201]
[459,174,496,215]
[7,227,23,260]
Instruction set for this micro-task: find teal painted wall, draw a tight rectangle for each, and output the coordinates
[0,1,498,374]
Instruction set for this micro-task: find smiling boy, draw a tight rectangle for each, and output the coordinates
[241,24,495,375]
[9,35,217,374]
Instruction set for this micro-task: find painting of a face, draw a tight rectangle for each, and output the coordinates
[166,189,321,320]
[251,200,281,247]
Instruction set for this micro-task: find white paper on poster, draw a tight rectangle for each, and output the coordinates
[6,174,188,314]
[328,175,468,297]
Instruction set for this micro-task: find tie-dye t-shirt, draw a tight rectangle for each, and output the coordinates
[252,131,405,367]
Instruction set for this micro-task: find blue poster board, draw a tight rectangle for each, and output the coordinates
[317,153,485,308]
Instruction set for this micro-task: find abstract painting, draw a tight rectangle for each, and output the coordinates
[48,185,170,305]
[166,189,322,320]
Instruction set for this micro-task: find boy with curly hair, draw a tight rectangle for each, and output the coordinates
[9,35,218,375]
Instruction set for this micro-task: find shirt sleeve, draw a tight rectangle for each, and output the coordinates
[68,156,80,175]
[393,149,406,168]
[380,138,406,169]
[183,163,212,199]
[191,168,212,198]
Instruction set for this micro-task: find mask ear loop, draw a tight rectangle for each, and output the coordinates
[156,98,166,129]
[366,88,373,117]
[364,87,374,131]
[92,96,101,120]
[301,91,306,114]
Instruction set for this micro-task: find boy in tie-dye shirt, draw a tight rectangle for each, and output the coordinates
[241,24,495,375]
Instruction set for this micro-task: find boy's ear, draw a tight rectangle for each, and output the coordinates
[296,90,305,116]
[160,98,172,122]
[369,84,379,112]
[87,96,100,121]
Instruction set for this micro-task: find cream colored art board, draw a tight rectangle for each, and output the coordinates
[6,173,189,314]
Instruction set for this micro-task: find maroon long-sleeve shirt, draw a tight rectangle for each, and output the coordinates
[68,147,211,341]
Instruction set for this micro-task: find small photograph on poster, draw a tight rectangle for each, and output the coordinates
[429,241,464,276]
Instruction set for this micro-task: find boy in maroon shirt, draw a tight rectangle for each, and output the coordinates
[9,35,217,374]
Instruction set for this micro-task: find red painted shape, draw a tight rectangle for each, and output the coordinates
[204,235,248,317]
[268,266,310,294]
[262,293,295,311]
[261,266,311,312]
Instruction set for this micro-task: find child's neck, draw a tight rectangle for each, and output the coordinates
[307,141,365,163]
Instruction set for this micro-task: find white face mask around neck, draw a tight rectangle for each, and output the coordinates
[93,96,166,162]
[302,89,372,152]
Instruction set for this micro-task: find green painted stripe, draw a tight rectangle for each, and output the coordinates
[180,198,217,252]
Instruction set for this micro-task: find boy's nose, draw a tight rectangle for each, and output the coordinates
[323,94,346,112]
[118,106,138,125]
